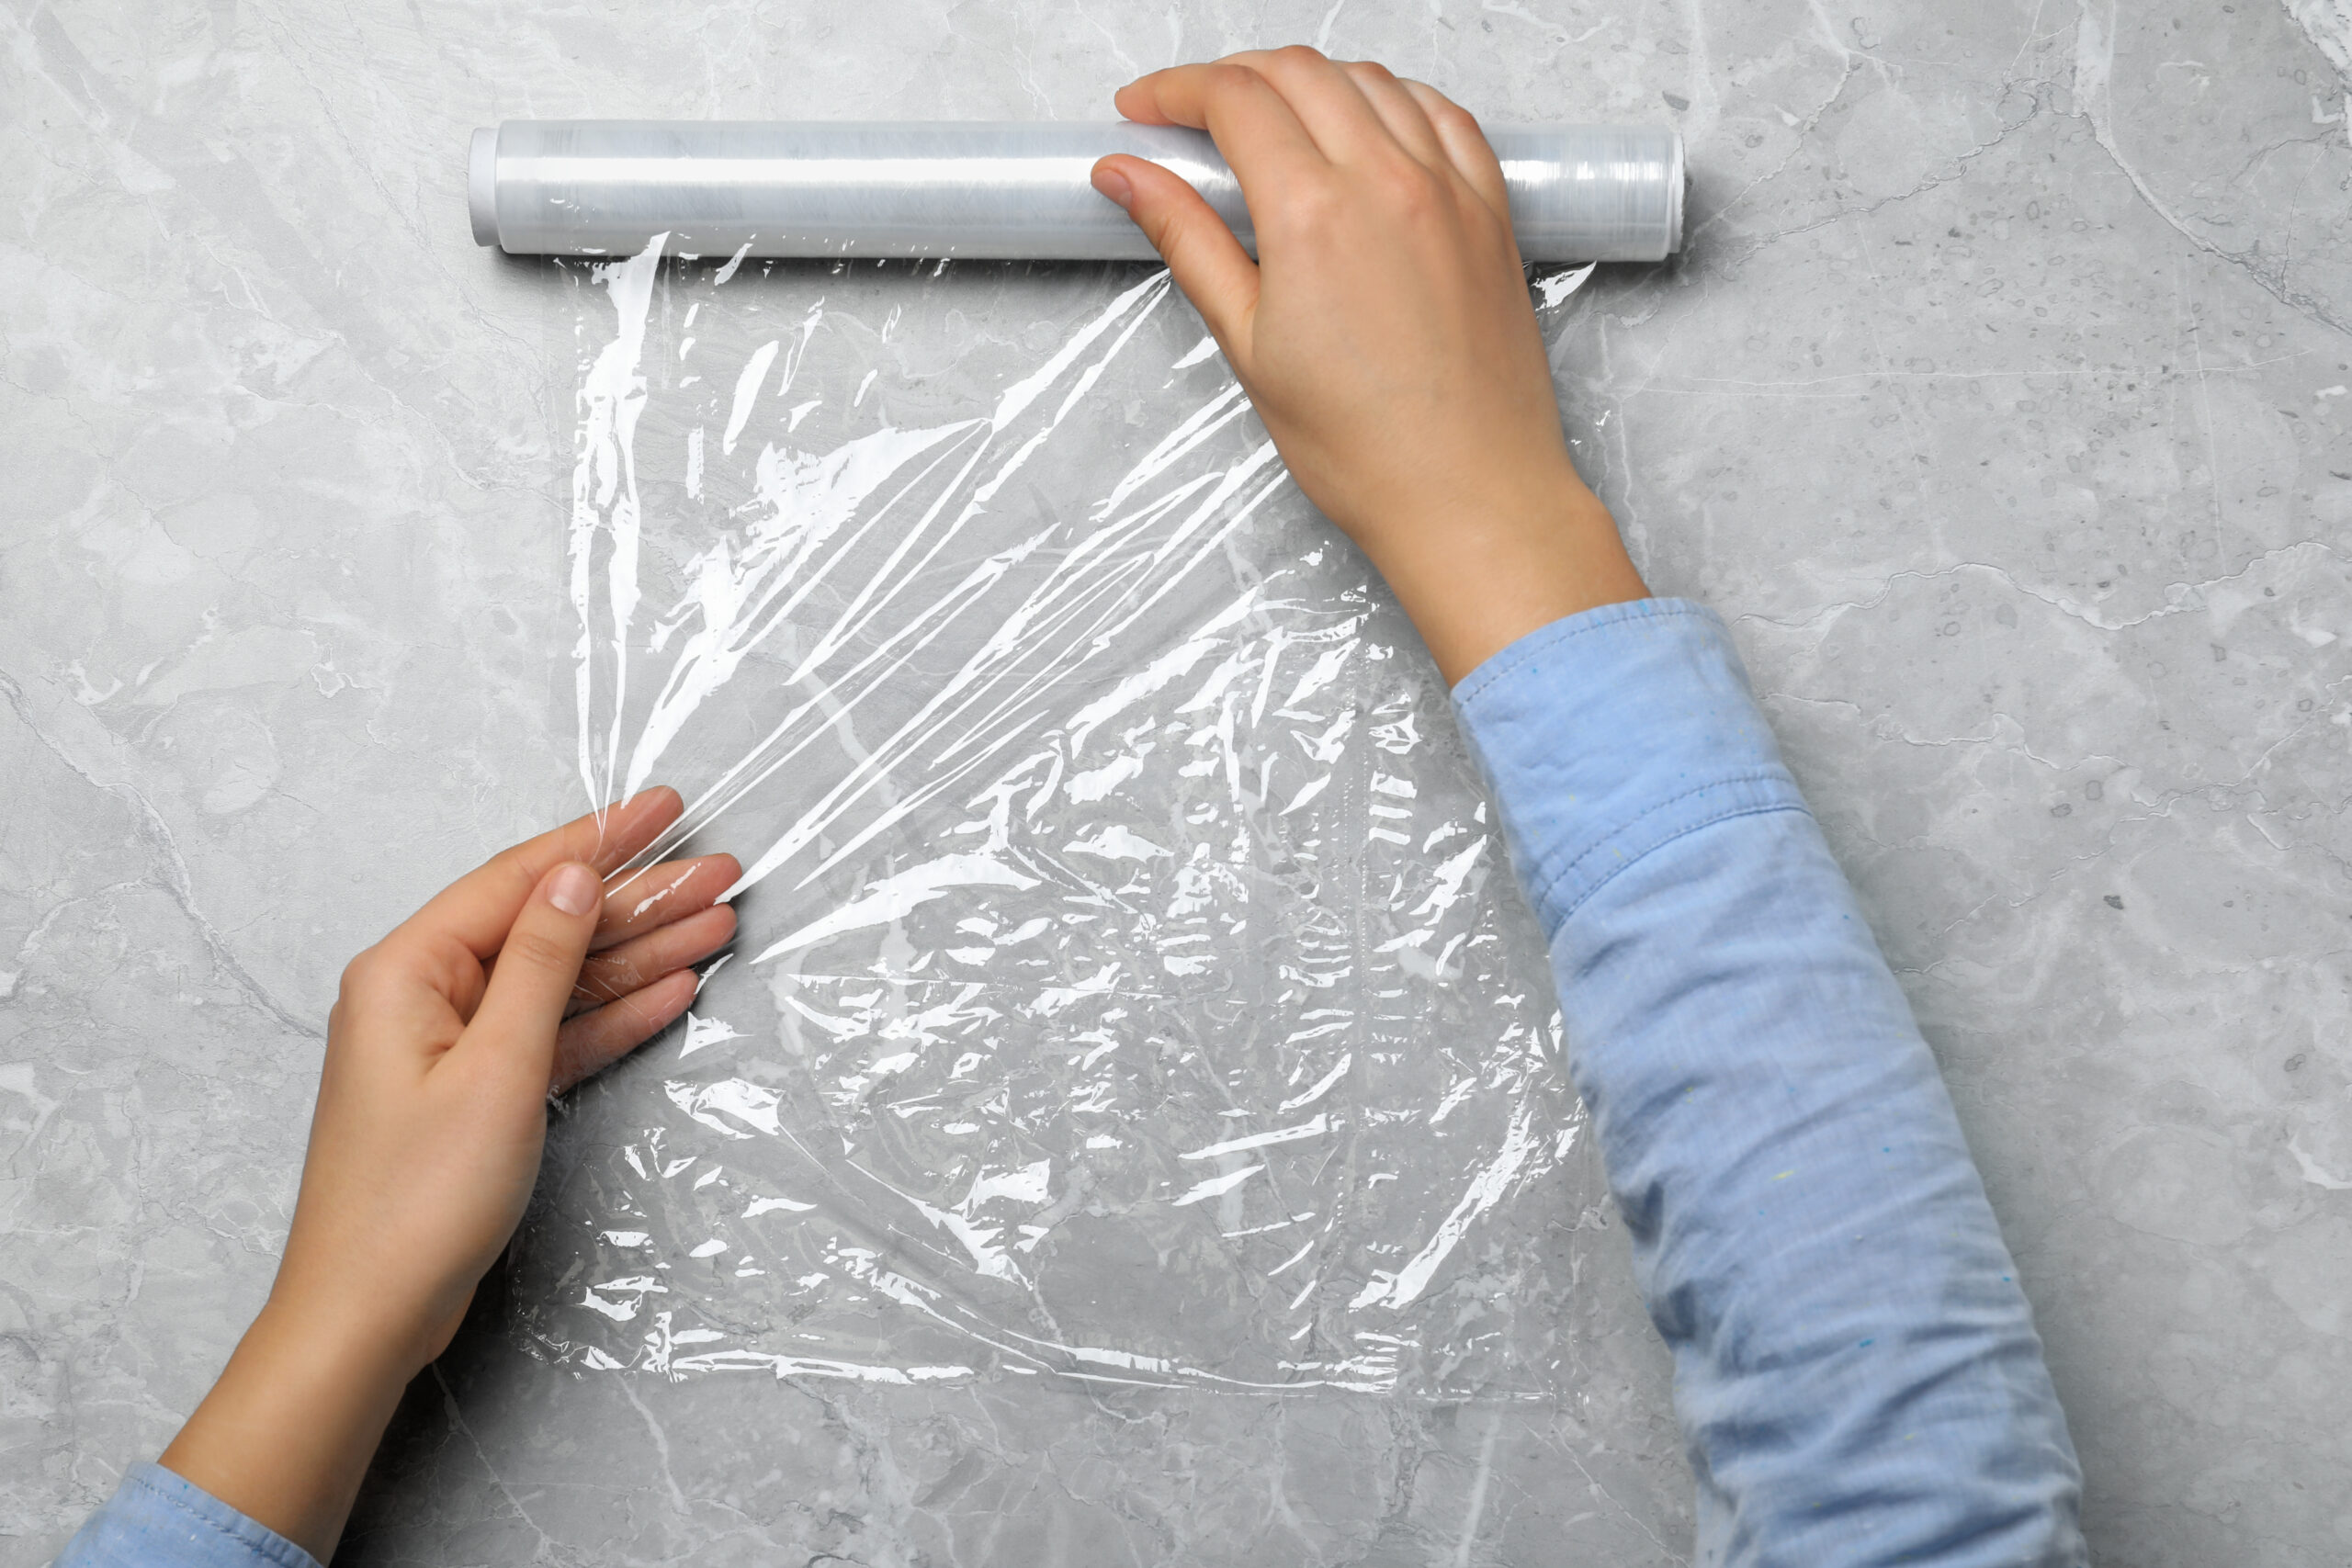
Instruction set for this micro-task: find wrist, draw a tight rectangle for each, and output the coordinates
[160,1298,417,1561]
[1356,471,1647,685]
[266,1228,479,1382]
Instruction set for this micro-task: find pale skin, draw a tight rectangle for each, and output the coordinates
[156,48,1646,1562]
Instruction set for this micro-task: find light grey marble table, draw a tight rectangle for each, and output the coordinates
[6,1,2350,1564]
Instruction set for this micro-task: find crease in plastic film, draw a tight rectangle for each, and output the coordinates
[518,239,1597,1395]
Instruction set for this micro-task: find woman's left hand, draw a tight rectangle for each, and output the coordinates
[159,788,733,1562]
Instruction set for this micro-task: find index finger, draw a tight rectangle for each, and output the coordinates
[390,787,684,962]
[1114,61,1326,193]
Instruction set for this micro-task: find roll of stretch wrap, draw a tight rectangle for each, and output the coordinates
[469,120,1683,264]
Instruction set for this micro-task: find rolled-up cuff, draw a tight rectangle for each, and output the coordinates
[52,1462,322,1568]
[1451,597,1807,936]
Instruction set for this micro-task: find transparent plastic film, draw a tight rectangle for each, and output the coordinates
[512,241,1597,1397]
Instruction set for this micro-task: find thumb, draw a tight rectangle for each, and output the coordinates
[457,862,602,1089]
[1092,153,1260,355]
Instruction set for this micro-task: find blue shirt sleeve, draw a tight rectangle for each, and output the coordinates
[1453,598,2085,1567]
[51,1464,321,1568]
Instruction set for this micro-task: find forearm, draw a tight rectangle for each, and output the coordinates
[53,1305,395,1568]
[1454,601,2083,1565]
[157,1302,413,1561]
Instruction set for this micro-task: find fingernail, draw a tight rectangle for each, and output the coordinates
[1091,164,1134,210]
[548,863,601,917]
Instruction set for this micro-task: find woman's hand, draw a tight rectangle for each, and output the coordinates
[159,788,734,1561]
[1091,48,1648,683]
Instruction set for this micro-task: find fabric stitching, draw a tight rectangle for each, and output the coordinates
[1527,767,1797,897]
[124,1469,319,1568]
[1512,771,1795,916]
[1533,796,1811,934]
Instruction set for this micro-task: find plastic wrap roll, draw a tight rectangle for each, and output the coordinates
[468,120,1683,264]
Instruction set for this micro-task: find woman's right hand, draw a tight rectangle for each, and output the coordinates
[1091,47,1648,684]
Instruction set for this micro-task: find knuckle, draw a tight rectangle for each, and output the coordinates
[584,953,640,998]
[481,845,542,904]
[501,926,579,976]
[1438,104,1485,139]
[340,944,391,999]
[1151,205,1242,274]
[1376,163,1446,214]
[1402,79,1474,126]
[1151,205,1203,253]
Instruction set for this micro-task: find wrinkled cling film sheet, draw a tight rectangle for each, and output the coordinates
[512,241,1606,1397]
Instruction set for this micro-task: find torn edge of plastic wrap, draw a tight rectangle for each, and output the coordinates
[518,238,1593,1396]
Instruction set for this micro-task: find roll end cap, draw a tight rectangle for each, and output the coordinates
[1664,130,1687,257]
[468,127,498,248]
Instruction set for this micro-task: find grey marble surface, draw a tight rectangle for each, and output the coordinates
[5,0,2351,1563]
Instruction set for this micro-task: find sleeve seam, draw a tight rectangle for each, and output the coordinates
[124,1469,318,1568]
[1527,790,1811,933]
[1521,769,1792,907]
